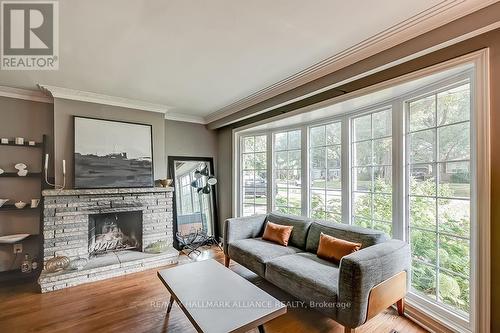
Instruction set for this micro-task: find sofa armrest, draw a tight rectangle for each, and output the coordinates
[223,215,267,255]
[337,239,410,328]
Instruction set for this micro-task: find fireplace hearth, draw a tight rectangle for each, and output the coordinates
[88,211,143,256]
[39,187,178,292]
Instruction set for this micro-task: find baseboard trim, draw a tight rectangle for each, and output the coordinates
[404,303,456,333]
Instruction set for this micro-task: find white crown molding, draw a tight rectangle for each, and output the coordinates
[164,111,206,124]
[205,0,499,125]
[0,85,53,103]
[37,84,171,114]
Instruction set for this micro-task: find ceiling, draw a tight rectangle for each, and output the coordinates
[0,0,493,122]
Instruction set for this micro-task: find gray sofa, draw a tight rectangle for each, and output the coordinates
[223,212,410,332]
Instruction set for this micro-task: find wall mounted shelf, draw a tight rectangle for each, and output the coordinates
[0,135,47,283]
[0,205,40,212]
[0,172,42,178]
[0,233,38,244]
[0,141,42,148]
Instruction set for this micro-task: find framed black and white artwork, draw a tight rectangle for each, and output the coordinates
[73,116,154,189]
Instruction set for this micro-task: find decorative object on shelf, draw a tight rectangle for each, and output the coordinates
[44,154,66,190]
[15,137,24,145]
[0,134,47,283]
[31,198,40,208]
[14,201,27,209]
[144,240,169,254]
[68,257,88,270]
[158,178,173,187]
[45,255,70,273]
[21,254,32,273]
[0,168,4,175]
[0,233,30,244]
[14,162,29,176]
[74,116,154,188]
[31,257,39,270]
[14,163,27,170]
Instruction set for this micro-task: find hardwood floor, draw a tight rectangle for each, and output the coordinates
[0,247,427,333]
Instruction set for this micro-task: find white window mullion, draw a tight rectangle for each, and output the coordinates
[301,126,309,216]
[267,132,273,213]
[341,115,350,224]
[240,135,244,217]
[392,100,405,241]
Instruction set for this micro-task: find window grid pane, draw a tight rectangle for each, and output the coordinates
[309,122,342,220]
[274,130,301,215]
[407,83,471,316]
[351,109,393,234]
[241,135,267,216]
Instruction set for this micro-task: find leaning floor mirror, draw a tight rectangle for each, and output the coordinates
[168,157,219,253]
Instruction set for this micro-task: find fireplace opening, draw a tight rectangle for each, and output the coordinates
[88,211,143,256]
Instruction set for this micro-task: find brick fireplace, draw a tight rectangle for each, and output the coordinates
[38,187,178,292]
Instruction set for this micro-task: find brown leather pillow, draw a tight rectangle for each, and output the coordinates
[317,232,362,264]
[262,222,293,246]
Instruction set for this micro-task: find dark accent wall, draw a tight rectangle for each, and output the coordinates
[0,97,53,271]
[165,119,217,170]
[164,119,219,231]
[53,98,166,188]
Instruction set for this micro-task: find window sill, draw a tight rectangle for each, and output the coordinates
[404,300,471,333]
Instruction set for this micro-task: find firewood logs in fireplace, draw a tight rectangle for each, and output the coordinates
[89,227,139,254]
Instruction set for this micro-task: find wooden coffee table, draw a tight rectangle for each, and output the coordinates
[157,259,286,333]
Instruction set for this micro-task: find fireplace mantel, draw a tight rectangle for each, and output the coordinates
[39,186,177,292]
[42,187,174,196]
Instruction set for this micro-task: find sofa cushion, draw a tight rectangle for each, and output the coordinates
[306,220,389,253]
[265,252,339,315]
[227,238,303,277]
[262,221,293,246]
[317,233,361,264]
[266,212,313,249]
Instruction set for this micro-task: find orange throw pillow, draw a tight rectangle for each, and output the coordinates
[317,233,361,264]
[262,222,293,246]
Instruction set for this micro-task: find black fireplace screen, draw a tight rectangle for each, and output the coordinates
[88,211,142,255]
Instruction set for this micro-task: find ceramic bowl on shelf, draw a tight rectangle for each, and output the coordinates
[0,234,30,244]
[17,169,28,177]
[14,201,27,209]
[14,163,27,170]
[0,199,8,207]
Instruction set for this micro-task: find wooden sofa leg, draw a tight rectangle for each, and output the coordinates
[344,327,355,333]
[224,255,230,267]
[396,298,405,316]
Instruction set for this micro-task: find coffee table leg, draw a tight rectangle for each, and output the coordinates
[258,324,265,333]
[167,295,175,314]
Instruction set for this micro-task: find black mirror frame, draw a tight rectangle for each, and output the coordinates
[167,156,219,250]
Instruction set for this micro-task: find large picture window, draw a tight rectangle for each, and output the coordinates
[274,130,302,215]
[235,64,483,330]
[241,135,267,216]
[309,122,342,222]
[351,109,393,235]
[406,82,471,316]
